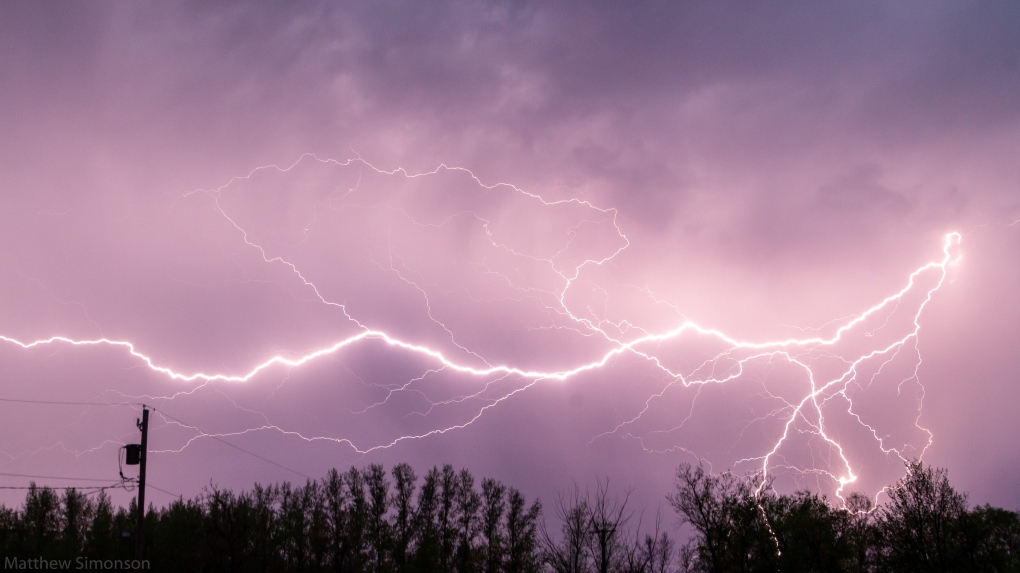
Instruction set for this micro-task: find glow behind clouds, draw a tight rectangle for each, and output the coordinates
[1,2,1019,511]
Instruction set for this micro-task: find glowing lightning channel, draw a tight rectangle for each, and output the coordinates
[1,153,962,502]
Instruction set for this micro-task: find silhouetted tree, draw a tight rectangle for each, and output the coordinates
[4,459,1016,572]
[587,480,631,573]
[204,485,254,571]
[878,460,968,573]
[438,465,459,571]
[957,503,1020,572]
[481,478,507,573]
[58,488,91,559]
[346,466,371,572]
[322,468,354,572]
[764,489,858,572]
[618,512,675,573]
[85,490,118,560]
[279,480,322,570]
[149,497,205,573]
[251,483,284,570]
[0,503,17,556]
[455,468,482,573]
[838,492,878,573]
[112,501,136,559]
[365,464,393,573]
[541,485,592,573]
[505,487,542,573]
[667,463,778,573]
[413,466,442,573]
[391,463,417,573]
[21,483,62,557]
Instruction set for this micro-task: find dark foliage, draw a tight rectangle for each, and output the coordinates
[668,459,1020,573]
[0,464,542,573]
[1,459,1016,572]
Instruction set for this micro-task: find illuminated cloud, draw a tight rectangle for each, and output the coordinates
[1,1,1018,511]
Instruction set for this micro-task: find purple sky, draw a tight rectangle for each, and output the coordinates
[2,2,1019,516]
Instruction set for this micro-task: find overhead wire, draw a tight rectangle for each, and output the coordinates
[0,397,139,497]
[152,407,312,480]
[0,396,139,407]
[0,398,311,500]
[0,471,116,482]
[145,482,181,499]
[0,481,132,493]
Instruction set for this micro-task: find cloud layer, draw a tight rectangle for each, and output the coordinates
[1,1,1019,512]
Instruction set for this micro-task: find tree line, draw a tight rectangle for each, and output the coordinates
[0,460,1017,572]
[0,463,542,572]
[666,460,1019,573]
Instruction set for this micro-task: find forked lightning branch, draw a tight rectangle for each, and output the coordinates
[0,155,961,504]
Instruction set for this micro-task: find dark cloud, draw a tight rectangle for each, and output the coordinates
[1,1,1019,513]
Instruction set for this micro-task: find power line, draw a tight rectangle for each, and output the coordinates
[153,408,311,480]
[0,481,130,492]
[0,471,116,482]
[0,400,312,480]
[0,396,138,407]
[0,402,310,500]
[146,482,181,499]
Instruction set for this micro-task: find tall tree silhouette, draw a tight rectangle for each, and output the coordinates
[878,460,968,573]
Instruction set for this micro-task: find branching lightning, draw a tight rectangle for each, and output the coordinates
[0,153,962,503]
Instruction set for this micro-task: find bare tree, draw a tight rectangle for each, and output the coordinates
[587,479,632,573]
[667,462,777,573]
[542,484,592,573]
[619,509,676,573]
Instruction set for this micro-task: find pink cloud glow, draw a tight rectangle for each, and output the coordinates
[1,2,1018,514]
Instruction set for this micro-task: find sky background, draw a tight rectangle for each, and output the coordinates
[1,1,1019,518]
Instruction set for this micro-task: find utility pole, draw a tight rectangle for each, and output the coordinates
[135,406,149,561]
[591,519,617,573]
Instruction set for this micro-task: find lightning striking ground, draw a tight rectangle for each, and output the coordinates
[0,154,961,504]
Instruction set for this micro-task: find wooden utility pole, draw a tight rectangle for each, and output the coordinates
[135,406,149,561]
[591,519,617,573]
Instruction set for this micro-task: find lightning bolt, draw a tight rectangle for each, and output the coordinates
[0,153,962,504]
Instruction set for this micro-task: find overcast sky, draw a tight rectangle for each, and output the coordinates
[1,1,1019,515]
